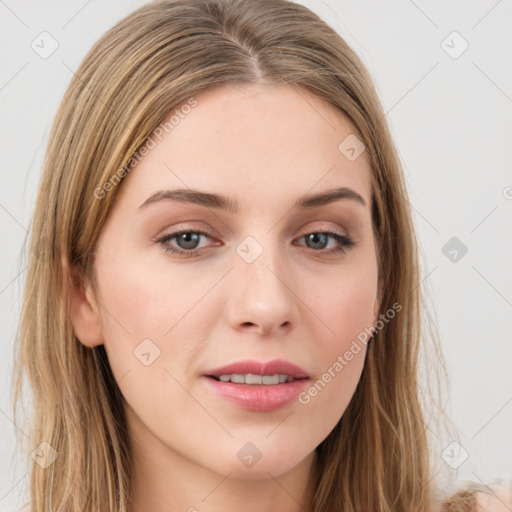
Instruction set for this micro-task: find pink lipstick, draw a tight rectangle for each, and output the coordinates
[202,359,310,412]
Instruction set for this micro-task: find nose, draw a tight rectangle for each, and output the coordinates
[226,243,298,336]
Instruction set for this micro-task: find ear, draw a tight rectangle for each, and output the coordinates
[64,263,104,347]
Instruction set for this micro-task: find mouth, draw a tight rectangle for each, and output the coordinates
[204,358,309,381]
[206,373,302,384]
[202,359,310,412]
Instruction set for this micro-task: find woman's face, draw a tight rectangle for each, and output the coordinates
[74,83,380,480]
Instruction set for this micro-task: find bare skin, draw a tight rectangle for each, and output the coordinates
[69,83,381,512]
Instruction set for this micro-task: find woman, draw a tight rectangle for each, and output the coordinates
[11,0,510,510]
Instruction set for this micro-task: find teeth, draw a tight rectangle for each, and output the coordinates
[246,374,263,385]
[216,373,295,385]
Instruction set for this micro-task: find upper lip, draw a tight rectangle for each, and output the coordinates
[204,359,309,379]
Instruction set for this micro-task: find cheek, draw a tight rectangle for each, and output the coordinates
[94,248,209,339]
[92,247,224,386]
[310,250,378,352]
[330,276,377,344]
[92,252,210,420]
[300,255,377,416]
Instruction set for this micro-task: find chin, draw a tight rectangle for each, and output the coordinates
[212,446,310,480]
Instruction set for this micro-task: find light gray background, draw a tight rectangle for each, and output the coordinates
[1,0,511,509]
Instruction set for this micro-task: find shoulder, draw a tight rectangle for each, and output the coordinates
[474,483,512,512]
[439,481,512,512]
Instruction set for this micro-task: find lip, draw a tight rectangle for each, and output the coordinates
[204,359,309,379]
[202,359,310,412]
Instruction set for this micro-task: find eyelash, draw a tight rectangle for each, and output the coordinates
[155,228,355,258]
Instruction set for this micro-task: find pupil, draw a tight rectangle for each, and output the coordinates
[307,233,327,250]
[178,232,199,249]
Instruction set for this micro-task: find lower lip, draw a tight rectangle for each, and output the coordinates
[202,376,309,412]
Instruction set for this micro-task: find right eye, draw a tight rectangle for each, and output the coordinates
[156,229,219,258]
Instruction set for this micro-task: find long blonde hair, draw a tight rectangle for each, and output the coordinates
[11,0,479,510]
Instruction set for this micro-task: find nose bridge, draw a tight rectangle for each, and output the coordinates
[235,232,289,298]
[228,231,296,333]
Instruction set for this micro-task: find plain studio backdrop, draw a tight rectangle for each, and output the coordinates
[0,0,511,509]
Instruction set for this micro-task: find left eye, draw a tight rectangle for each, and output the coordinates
[156,229,355,258]
[296,231,354,253]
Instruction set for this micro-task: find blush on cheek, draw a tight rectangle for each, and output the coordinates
[94,260,165,339]
[311,287,375,389]
[333,284,377,333]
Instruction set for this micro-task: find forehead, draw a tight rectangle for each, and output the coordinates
[117,83,372,211]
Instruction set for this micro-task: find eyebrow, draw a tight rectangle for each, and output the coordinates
[138,186,366,213]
